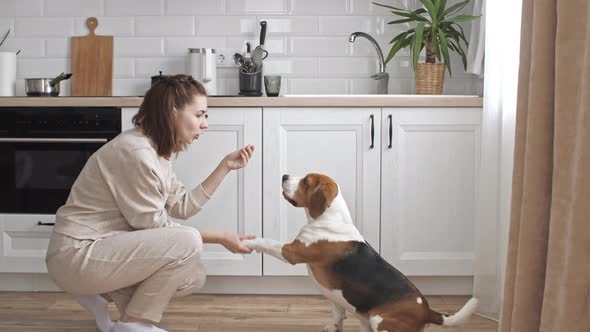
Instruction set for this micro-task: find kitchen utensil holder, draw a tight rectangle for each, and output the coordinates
[239,66,263,96]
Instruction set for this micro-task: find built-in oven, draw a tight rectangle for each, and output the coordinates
[0,107,121,214]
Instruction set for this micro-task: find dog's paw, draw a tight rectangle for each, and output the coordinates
[242,239,263,252]
[322,323,342,332]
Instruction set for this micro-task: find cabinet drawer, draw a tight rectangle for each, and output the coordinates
[0,214,54,273]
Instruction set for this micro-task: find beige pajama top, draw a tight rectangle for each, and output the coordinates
[53,127,210,240]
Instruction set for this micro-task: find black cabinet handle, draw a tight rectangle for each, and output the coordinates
[369,114,375,149]
[388,114,393,149]
[37,222,55,226]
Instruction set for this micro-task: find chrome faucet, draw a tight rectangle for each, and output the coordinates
[349,32,389,94]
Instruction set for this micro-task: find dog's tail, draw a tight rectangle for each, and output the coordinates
[427,297,478,326]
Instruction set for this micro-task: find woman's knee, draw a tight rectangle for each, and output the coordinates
[169,227,203,257]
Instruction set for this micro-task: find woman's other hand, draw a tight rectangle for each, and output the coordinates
[222,145,254,171]
[221,232,256,254]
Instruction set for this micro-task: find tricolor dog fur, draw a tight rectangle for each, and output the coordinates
[243,173,478,332]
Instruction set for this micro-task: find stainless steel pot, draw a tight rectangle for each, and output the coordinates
[25,78,60,97]
[25,73,71,97]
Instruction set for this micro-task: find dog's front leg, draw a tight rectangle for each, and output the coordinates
[323,302,346,332]
[244,238,322,265]
[242,238,289,263]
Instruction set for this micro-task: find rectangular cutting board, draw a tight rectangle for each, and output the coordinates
[71,17,113,96]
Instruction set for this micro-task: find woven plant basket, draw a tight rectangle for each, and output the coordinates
[415,63,445,94]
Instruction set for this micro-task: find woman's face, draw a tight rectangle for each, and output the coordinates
[175,95,208,145]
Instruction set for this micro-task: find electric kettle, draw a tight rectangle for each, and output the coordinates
[188,48,217,95]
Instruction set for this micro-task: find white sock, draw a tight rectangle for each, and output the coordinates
[78,295,115,332]
[112,321,168,332]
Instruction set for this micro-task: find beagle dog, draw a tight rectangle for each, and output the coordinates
[243,173,477,332]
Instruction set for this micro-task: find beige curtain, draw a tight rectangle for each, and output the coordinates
[500,0,590,331]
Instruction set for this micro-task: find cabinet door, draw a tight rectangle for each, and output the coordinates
[381,108,481,276]
[121,107,263,276]
[121,108,136,131]
[263,108,381,275]
[0,214,55,272]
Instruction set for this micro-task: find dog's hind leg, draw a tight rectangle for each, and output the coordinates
[323,302,346,332]
[371,317,420,332]
[359,320,373,332]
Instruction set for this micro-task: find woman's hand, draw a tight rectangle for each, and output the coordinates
[198,145,255,204]
[221,232,256,254]
[222,145,254,171]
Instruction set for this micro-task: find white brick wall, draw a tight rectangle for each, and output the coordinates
[0,0,483,96]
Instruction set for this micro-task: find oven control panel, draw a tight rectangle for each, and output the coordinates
[0,107,121,138]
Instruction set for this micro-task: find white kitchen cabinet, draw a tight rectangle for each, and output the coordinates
[262,108,382,276]
[260,107,482,277]
[0,106,480,281]
[380,108,482,276]
[0,214,55,272]
[122,107,263,276]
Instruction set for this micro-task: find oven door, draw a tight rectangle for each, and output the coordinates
[0,138,107,214]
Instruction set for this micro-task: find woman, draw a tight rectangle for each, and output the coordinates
[46,75,255,332]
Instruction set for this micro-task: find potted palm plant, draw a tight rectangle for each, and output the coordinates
[373,0,479,94]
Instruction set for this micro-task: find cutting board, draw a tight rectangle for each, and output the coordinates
[71,17,113,96]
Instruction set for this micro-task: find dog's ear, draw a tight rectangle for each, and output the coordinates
[308,185,328,219]
[308,181,338,219]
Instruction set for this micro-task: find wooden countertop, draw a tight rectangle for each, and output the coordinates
[0,95,483,108]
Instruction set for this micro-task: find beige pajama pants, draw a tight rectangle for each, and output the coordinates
[46,226,206,322]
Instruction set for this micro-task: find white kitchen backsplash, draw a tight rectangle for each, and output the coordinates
[0,0,483,96]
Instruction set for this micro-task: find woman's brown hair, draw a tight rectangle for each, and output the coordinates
[133,74,207,157]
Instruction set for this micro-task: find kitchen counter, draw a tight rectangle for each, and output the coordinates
[0,95,483,108]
